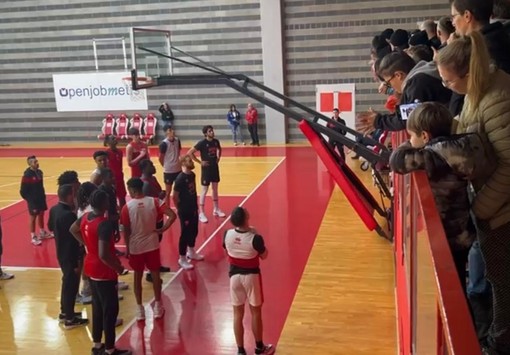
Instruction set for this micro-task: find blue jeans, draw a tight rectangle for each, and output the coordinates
[468,240,492,296]
[230,123,243,143]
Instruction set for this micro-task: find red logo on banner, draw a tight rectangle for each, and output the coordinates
[319,92,353,112]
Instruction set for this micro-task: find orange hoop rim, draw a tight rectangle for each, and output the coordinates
[122,76,153,83]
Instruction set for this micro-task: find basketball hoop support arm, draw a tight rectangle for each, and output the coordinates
[131,47,391,167]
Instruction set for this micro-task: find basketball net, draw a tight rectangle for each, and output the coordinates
[121,76,152,102]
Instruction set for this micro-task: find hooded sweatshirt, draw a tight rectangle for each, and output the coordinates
[374,61,452,131]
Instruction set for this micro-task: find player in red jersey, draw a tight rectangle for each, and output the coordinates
[126,128,149,178]
[70,190,131,355]
[104,135,127,208]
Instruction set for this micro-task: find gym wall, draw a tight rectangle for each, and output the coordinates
[0,0,449,143]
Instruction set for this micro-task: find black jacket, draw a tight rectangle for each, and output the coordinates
[374,61,452,131]
[48,202,80,265]
[449,21,510,116]
[20,168,46,207]
[390,134,487,251]
[158,105,174,122]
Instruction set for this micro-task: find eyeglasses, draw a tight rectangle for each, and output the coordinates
[384,74,396,88]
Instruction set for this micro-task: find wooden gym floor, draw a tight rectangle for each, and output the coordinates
[0,144,396,355]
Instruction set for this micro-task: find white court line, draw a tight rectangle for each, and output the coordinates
[3,266,60,271]
[0,200,23,211]
[115,156,286,341]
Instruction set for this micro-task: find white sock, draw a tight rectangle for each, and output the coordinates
[211,183,219,207]
[200,185,208,208]
[30,232,36,238]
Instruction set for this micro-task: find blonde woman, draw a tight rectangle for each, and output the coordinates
[437,31,510,354]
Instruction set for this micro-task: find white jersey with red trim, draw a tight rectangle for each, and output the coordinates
[223,228,266,276]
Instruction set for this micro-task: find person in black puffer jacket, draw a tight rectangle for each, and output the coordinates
[356,51,451,133]
[389,102,489,293]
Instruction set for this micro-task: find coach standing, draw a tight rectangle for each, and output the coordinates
[48,184,88,329]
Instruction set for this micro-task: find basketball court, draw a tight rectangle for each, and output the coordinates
[0,143,396,354]
[1,26,396,354]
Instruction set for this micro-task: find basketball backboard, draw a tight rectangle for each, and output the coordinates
[129,27,173,89]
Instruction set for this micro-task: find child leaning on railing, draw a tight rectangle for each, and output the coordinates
[389,101,493,295]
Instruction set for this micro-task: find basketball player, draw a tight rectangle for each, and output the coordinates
[48,184,88,329]
[57,170,81,199]
[158,125,181,208]
[223,207,274,355]
[20,155,51,246]
[91,151,108,186]
[69,190,131,355]
[173,155,203,270]
[98,168,120,242]
[105,135,127,208]
[126,128,149,178]
[140,159,171,277]
[187,125,226,223]
[121,178,176,321]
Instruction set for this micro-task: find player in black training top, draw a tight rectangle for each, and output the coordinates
[187,125,226,224]
[20,155,52,246]
[173,155,203,270]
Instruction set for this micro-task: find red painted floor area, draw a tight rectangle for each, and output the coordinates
[0,146,309,158]
[115,148,335,354]
[0,196,243,269]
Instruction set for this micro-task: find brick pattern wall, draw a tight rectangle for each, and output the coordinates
[1,0,452,143]
[282,0,450,141]
[0,0,264,143]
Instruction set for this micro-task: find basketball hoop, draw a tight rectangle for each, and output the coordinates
[122,76,154,90]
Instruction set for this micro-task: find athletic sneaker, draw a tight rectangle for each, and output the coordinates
[91,345,105,355]
[118,281,129,290]
[31,236,42,246]
[105,349,132,355]
[39,230,54,239]
[0,271,14,280]
[118,294,124,301]
[199,212,208,223]
[178,258,194,270]
[115,318,123,327]
[153,301,165,319]
[146,272,153,283]
[135,305,145,321]
[159,266,171,272]
[213,209,226,218]
[186,248,204,261]
[255,345,275,355]
[64,317,89,330]
[58,312,82,323]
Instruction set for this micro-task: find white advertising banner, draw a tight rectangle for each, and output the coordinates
[52,72,148,112]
